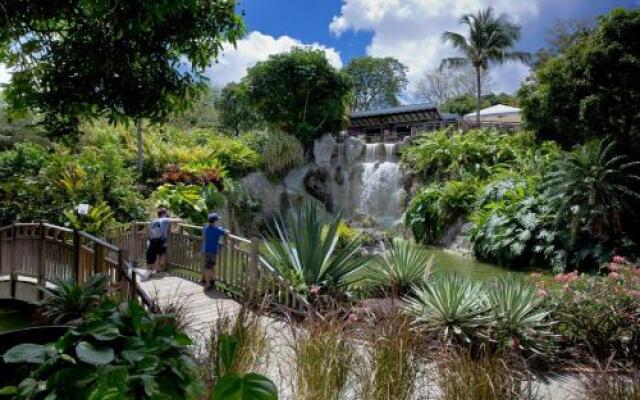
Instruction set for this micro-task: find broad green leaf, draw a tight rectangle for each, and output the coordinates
[3,343,53,364]
[76,341,114,365]
[211,373,278,400]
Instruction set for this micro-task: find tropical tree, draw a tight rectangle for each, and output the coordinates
[543,138,640,239]
[216,82,263,135]
[245,48,352,148]
[0,0,245,173]
[343,56,408,111]
[263,203,369,296]
[441,7,530,123]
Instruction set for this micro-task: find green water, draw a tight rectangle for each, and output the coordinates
[427,247,528,281]
[0,306,32,333]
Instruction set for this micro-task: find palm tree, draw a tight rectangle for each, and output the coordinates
[441,8,530,124]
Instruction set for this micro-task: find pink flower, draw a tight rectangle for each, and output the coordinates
[310,285,321,296]
[536,288,548,297]
[347,313,359,323]
[612,255,626,264]
[607,263,620,272]
[629,290,640,300]
[563,284,570,293]
[511,336,520,350]
[608,272,621,280]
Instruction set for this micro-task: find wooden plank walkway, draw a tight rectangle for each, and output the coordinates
[137,272,243,344]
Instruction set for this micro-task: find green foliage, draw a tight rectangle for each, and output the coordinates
[1,0,245,140]
[208,134,262,177]
[39,274,108,324]
[63,201,115,235]
[486,276,554,355]
[364,239,433,296]
[216,82,263,136]
[263,203,369,296]
[245,48,352,148]
[166,86,220,131]
[543,138,640,241]
[152,183,224,225]
[440,93,519,116]
[3,299,202,399]
[519,8,640,156]
[405,177,480,243]
[343,56,408,111]
[536,260,640,363]
[404,274,490,346]
[261,131,304,180]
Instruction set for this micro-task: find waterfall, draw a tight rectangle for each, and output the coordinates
[359,142,402,228]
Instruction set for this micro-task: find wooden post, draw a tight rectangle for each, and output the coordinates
[37,222,45,300]
[10,224,16,299]
[129,265,137,301]
[93,243,103,276]
[72,229,80,284]
[116,249,125,297]
[248,237,260,301]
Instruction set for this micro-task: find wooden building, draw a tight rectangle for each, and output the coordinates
[347,103,442,141]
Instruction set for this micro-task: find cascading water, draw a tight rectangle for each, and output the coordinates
[359,143,403,227]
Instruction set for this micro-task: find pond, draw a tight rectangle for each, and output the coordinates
[427,246,532,281]
[0,304,32,333]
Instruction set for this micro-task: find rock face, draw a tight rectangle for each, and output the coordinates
[440,220,474,256]
[303,166,334,212]
[312,134,336,168]
[241,172,284,217]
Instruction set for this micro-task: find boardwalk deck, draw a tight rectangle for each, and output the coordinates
[137,272,243,344]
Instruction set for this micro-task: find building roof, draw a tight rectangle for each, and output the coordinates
[464,104,520,118]
[440,112,461,121]
[350,103,438,119]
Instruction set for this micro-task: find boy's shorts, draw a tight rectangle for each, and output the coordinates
[203,253,217,270]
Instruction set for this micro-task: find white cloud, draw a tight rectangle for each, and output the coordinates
[330,0,538,96]
[206,31,343,87]
[0,64,11,85]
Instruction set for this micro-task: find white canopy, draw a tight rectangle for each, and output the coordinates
[463,104,521,123]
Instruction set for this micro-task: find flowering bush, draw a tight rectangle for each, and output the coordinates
[532,258,640,364]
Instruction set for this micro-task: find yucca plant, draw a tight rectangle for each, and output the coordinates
[365,239,433,297]
[485,276,554,355]
[39,273,108,324]
[263,202,369,296]
[404,274,490,347]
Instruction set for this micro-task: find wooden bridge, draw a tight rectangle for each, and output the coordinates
[0,222,310,339]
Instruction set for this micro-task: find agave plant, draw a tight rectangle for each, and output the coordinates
[404,274,490,346]
[485,275,554,355]
[39,273,108,324]
[365,239,433,296]
[263,203,369,296]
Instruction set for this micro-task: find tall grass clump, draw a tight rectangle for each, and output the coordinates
[203,303,269,390]
[580,368,640,400]
[358,312,424,400]
[290,319,354,400]
[437,350,540,400]
[262,130,304,180]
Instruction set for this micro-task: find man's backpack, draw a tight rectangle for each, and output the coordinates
[148,220,163,240]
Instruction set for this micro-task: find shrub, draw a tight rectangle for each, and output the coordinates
[538,259,640,364]
[261,130,304,180]
[263,203,369,297]
[404,274,490,347]
[152,183,224,225]
[3,299,202,399]
[207,133,262,177]
[39,274,108,324]
[364,239,433,296]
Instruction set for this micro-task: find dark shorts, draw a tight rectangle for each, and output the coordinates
[146,239,167,265]
[203,253,217,270]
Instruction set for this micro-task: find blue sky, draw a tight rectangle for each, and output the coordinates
[1,0,637,99]
[204,0,638,100]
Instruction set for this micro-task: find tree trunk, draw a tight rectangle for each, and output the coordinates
[136,119,143,176]
[475,67,481,125]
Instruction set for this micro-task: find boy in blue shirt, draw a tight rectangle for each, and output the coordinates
[202,213,228,291]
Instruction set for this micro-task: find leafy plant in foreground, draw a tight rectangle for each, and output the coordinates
[39,274,108,324]
[3,299,202,399]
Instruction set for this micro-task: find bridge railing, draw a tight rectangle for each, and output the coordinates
[0,222,154,310]
[106,222,311,315]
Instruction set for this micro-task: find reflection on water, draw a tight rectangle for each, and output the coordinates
[0,306,31,333]
[427,247,531,281]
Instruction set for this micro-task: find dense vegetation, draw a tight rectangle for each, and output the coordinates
[403,129,640,272]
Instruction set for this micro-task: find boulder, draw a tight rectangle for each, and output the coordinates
[313,134,336,167]
[344,136,364,164]
[241,172,284,217]
[304,165,334,212]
